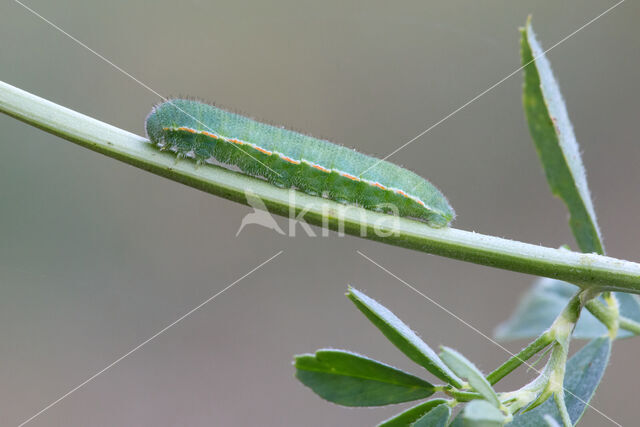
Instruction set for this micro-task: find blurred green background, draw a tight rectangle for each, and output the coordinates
[1,1,638,425]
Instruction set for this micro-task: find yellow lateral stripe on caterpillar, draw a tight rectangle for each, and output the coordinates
[309,163,331,173]
[280,155,300,165]
[340,172,360,182]
[163,126,426,203]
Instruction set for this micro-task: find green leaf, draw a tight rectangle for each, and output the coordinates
[378,399,449,427]
[521,18,603,254]
[461,400,507,426]
[495,278,640,340]
[510,337,611,426]
[347,287,463,388]
[294,349,435,406]
[439,347,500,408]
[413,403,451,427]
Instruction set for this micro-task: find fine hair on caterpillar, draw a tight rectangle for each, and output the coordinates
[146,99,454,228]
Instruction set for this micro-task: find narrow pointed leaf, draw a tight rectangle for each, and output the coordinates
[294,349,435,406]
[495,278,640,340]
[378,399,449,427]
[347,287,463,388]
[413,403,451,427]
[510,337,611,426]
[521,18,603,254]
[461,400,507,426]
[439,347,500,408]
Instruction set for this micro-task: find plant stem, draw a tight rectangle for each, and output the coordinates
[2,80,640,292]
[487,331,554,385]
[489,294,582,389]
[440,387,483,402]
[584,299,636,337]
[619,316,640,335]
[554,392,572,427]
[584,300,614,328]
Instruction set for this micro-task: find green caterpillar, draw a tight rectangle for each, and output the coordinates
[145,99,454,227]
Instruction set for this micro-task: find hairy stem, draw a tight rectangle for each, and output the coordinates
[554,392,572,427]
[585,295,624,339]
[487,331,554,386]
[2,80,640,293]
[618,316,640,335]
